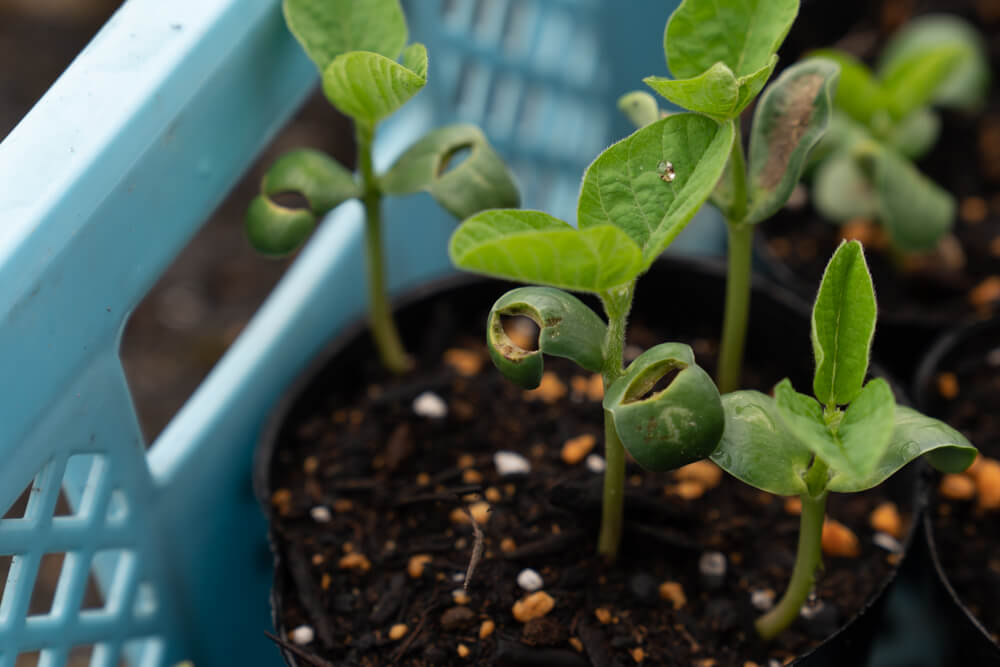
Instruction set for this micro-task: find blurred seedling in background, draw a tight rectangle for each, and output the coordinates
[621,0,841,394]
[710,240,977,639]
[809,15,988,256]
[246,0,519,373]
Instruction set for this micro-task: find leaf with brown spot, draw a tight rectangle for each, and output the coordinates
[745,58,840,225]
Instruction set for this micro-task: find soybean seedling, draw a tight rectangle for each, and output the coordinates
[246,0,519,373]
[450,109,736,560]
[808,16,988,253]
[620,0,840,394]
[710,240,977,639]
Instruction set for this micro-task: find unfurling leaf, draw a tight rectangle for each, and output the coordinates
[733,55,779,114]
[322,47,427,123]
[773,378,847,474]
[811,240,876,406]
[745,58,839,225]
[711,391,812,496]
[486,287,606,389]
[283,0,407,70]
[644,63,739,120]
[835,377,896,480]
[829,406,976,492]
[604,344,724,472]
[449,210,643,293]
[664,0,798,80]
[245,149,360,255]
[578,114,734,268]
[381,124,519,219]
[871,147,954,252]
[617,91,661,129]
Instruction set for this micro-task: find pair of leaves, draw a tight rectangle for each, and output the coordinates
[450,113,734,293]
[711,391,976,495]
[285,0,427,125]
[247,125,519,255]
[644,0,797,120]
[711,240,976,493]
[484,286,724,473]
[813,141,954,252]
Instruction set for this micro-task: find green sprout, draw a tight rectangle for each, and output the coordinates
[809,15,988,253]
[450,110,735,560]
[246,0,519,373]
[710,239,977,639]
[622,0,841,393]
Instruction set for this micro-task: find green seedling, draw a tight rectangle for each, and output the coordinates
[809,15,988,252]
[450,109,735,560]
[710,240,977,639]
[246,0,519,373]
[622,0,841,393]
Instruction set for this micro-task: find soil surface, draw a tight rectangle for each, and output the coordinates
[263,270,912,667]
[920,320,1000,643]
[760,0,1000,329]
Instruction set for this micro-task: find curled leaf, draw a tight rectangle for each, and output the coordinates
[644,63,739,120]
[829,406,977,492]
[322,47,427,123]
[380,124,519,219]
[745,58,839,225]
[245,149,360,255]
[604,344,724,472]
[617,91,662,129]
[711,391,812,496]
[486,287,606,389]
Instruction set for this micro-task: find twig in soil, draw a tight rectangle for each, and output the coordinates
[264,631,334,667]
[391,602,438,662]
[459,503,486,593]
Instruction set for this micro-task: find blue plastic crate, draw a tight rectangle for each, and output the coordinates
[0,0,723,664]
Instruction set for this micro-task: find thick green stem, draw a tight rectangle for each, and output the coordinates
[356,122,411,374]
[717,118,752,394]
[756,459,830,640]
[596,283,635,561]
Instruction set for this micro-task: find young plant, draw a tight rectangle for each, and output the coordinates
[809,15,988,253]
[623,0,841,393]
[450,111,736,560]
[246,0,519,373]
[710,239,978,639]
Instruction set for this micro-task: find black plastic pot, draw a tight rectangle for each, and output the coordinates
[913,317,1000,663]
[255,256,924,666]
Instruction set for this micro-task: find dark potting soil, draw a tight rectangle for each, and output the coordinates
[760,0,1000,326]
[262,274,909,667]
[922,323,1000,642]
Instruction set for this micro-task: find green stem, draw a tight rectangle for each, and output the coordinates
[756,459,830,640]
[356,122,411,374]
[596,283,635,561]
[717,118,752,394]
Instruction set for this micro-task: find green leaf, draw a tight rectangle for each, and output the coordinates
[283,0,407,70]
[617,91,661,129]
[400,42,427,79]
[449,210,643,293]
[644,63,739,120]
[811,240,876,406]
[486,287,606,389]
[380,124,520,219]
[733,54,779,115]
[245,149,360,255]
[577,114,734,267]
[321,48,427,123]
[835,378,896,482]
[812,151,879,222]
[809,49,885,125]
[664,0,798,78]
[885,108,940,160]
[711,390,812,496]
[745,58,840,225]
[604,344,724,472]
[879,43,965,120]
[774,378,848,474]
[871,146,954,252]
[877,14,989,113]
[829,406,977,492]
